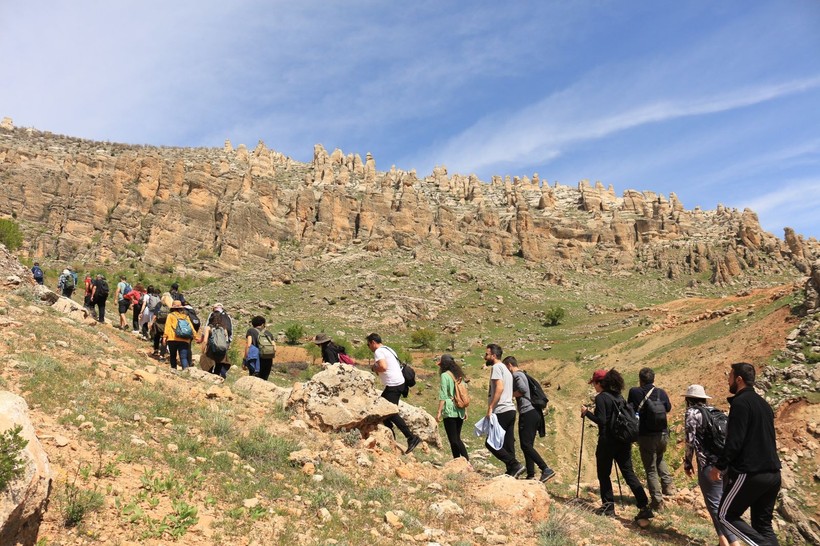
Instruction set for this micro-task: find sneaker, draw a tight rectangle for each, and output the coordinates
[635,507,654,521]
[405,436,421,455]
[539,468,556,483]
[593,505,616,517]
[525,474,536,480]
[511,464,526,479]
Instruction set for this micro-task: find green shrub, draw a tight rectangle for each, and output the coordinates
[410,328,437,349]
[62,484,104,527]
[0,218,23,251]
[284,323,304,345]
[0,425,28,491]
[544,306,566,326]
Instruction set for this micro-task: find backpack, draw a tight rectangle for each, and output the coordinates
[207,324,230,360]
[61,274,75,289]
[122,282,132,296]
[96,279,110,300]
[385,347,415,396]
[448,371,470,409]
[256,329,276,359]
[608,395,639,444]
[147,294,161,313]
[698,406,729,455]
[338,352,355,365]
[155,304,169,324]
[637,387,668,433]
[31,266,43,280]
[523,371,548,412]
[185,308,201,333]
[174,315,194,339]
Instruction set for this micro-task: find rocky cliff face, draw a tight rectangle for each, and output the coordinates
[1,123,816,281]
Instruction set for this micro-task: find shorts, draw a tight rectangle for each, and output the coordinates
[118,300,131,314]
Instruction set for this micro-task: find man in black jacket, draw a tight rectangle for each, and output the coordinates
[710,362,781,546]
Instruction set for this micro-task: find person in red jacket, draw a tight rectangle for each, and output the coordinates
[124,283,145,333]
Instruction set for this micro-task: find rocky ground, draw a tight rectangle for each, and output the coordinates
[0,245,819,545]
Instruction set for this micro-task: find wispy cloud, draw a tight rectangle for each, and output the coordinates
[412,73,820,177]
[738,178,820,237]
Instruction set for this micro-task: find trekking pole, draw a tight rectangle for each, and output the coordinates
[614,460,624,506]
[576,415,585,498]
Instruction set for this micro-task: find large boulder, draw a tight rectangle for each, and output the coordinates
[287,364,438,444]
[472,475,551,522]
[32,285,58,305]
[0,392,52,545]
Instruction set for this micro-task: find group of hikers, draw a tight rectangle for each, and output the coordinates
[34,265,279,381]
[580,363,781,545]
[317,333,782,546]
[35,262,782,545]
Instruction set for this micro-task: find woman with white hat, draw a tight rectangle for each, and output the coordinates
[683,385,739,546]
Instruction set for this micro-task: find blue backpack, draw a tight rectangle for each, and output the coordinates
[174,316,194,339]
[32,266,43,280]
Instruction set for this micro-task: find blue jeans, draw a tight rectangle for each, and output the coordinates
[698,464,738,543]
[167,341,191,370]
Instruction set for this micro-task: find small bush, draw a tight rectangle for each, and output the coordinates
[544,306,566,326]
[0,218,23,251]
[0,425,28,491]
[63,484,104,527]
[410,328,437,349]
[284,323,304,345]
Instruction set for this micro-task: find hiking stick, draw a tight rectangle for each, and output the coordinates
[614,460,624,506]
[576,415,586,498]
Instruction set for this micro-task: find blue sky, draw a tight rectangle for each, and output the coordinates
[1,1,818,239]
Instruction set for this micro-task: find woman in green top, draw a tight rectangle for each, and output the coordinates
[435,354,469,460]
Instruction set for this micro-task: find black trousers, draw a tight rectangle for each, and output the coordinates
[94,300,106,323]
[486,410,520,473]
[719,470,781,546]
[381,384,414,440]
[443,417,469,460]
[519,409,550,476]
[596,441,648,509]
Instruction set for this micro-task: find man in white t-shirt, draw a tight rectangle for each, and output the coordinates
[367,332,422,454]
[485,343,524,477]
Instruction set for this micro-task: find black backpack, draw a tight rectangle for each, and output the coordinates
[523,372,548,411]
[386,347,415,396]
[96,279,110,300]
[698,406,728,455]
[608,395,639,444]
[638,387,668,432]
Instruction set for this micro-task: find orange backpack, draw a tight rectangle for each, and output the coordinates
[449,371,470,409]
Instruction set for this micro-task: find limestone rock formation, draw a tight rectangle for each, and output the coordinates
[287,364,428,439]
[232,376,291,408]
[0,391,52,545]
[0,125,816,282]
[472,475,551,521]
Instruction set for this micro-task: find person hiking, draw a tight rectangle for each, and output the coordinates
[169,282,186,305]
[581,368,653,521]
[683,385,740,546]
[137,286,157,339]
[89,274,109,324]
[484,343,524,478]
[83,274,95,317]
[31,262,44,285]
[199,304,234,378]
[68,267,78,290]
[435,354,469,461]
[366,333,422,455]
[124,283,145,333]
[504,356,555,482]
[162,300,195,371]
[312,333,352,364]
[114,275,132,330]
[57,268,76,298]
[245,316,275,380]
[627,367,675,510]
[150,292,172,361]
[711,363,782,546]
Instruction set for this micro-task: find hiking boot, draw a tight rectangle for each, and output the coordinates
[405,436,421,455]
[593,505,615,517]
[635,507,654,521]
[649,500,664,511]
[525,474,536,480]
[510,464,526,479]
[539,468,556,483]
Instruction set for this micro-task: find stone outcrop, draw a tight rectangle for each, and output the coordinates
[286,364,438,443]
[0,125,816,282]
[472,475,551,521]
[232,376,291,408]
[0,391,52,546]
